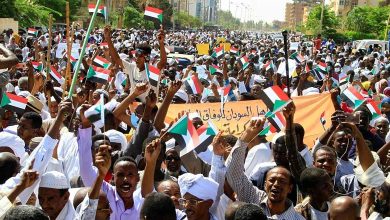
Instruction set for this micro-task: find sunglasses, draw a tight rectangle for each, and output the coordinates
[165,155,180,161]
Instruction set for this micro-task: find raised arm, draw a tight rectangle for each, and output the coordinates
[225,119,267,204]
[141,139,161,197]
[112,84,148,126]
[282,102,306,180]
[209,132,228,212]
[0,44,18,69]
[78,104,98,187]
[103,26,123,69]
[153,80,182,132]
[156,27,167,70]
[123,90,157,159]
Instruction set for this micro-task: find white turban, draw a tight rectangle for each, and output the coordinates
[178,173,218,202]
[104,129,127,151]
[39,171,70,189]
[0,132,26,160]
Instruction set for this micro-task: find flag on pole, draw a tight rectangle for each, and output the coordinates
[209,64,222,75]
[230,46,239,55]
[366,100,381,120]
[342,86,365,109]
[316,62,328,74]
[264,60,276,72]
[144,6,163,23]
[31,61,43,72]
[93,56,111,69]
[0,92,28,114]
[49,66,65,85]
[267,112,286,132]
[220,85,231,104]
[84,95,107,129]
[339,73,349,89]
[87,65,110,84]
[145,64,160,87]
[289,52,304,63]
[167,115,199,157]
[259,86,291,117]
[184,75,203,95]
[212,46,224,59]
[28,28,38,37]
[88,4,107,20]
[239,56,249,70]
[195,120,219,153]
[306,64,325,81]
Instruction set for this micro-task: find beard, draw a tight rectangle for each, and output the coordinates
[374,198,389,215]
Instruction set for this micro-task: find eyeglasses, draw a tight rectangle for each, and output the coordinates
[178,198,203,207]
[165,156,180,161]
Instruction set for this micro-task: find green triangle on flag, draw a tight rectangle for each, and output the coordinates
[378,103,382,110]
[87,67,96,79]
[206,121,218,136]
[168,116,188,135]
[273,100,288,112]
[354,99,364,109]
[372,112,380,119]
[158,14,163,23]
[265,111,273,118]
[259,125,270,136]
[0,93,10,107]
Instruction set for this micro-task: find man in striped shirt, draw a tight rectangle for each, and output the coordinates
[225,118,305,220]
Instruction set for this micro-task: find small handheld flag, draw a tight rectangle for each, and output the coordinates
[144,6,163,23]
[167,115,200,157]
[259,86,291,117]
[88,4,108,20]
[145,64,160,88]
[28,28,38,37]
[212,46,224,59]
[0,92,28,114]
[87,65,110,84]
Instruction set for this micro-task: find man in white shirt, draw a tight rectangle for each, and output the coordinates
[38,171,77,220]
[104,26,167,102]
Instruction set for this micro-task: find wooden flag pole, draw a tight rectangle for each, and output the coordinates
[282,30,290,98]
[67,0,102,99]
[46,14,53,107]
[63,1,70,98]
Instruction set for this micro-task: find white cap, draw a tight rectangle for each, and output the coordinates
[174,90,189,103]
[5,83,14,93]
[104,129,127,151]
[39,171,70,189]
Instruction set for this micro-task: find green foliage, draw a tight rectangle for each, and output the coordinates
[217,10,240,30]
[322,29,350,43]
[15,0,62,27]
[344,31,377,40]
[346,6,390,37]
[123,6,153,29]
[175,12,202,28]
[306,5,339,34]
[0,0,17,18]
[36,0,81,22]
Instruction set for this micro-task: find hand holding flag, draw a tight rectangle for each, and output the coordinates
[241,118,266,143]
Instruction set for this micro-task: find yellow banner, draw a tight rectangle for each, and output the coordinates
[220,43,231,52]
[165,93,335,147]
[196,43,210,55]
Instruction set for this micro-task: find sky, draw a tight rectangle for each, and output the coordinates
[219,0,330,23]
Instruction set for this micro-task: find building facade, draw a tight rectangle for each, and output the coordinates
[330,0,380,17]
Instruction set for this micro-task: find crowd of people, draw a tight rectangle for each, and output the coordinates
[0,23,389,220]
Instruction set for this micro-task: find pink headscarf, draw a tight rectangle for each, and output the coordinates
[384,87,390,97]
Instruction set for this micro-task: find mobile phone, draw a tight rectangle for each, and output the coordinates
[344,113,360,124]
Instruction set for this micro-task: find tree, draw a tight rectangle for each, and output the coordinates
[175,12,202,29]
[123,6,153,29]
[216,10,241,30]
[0,0,17,18]
[36,0,81,22]
[346,6,390,37]
[305,5,339,34]
[14,0,61,27]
